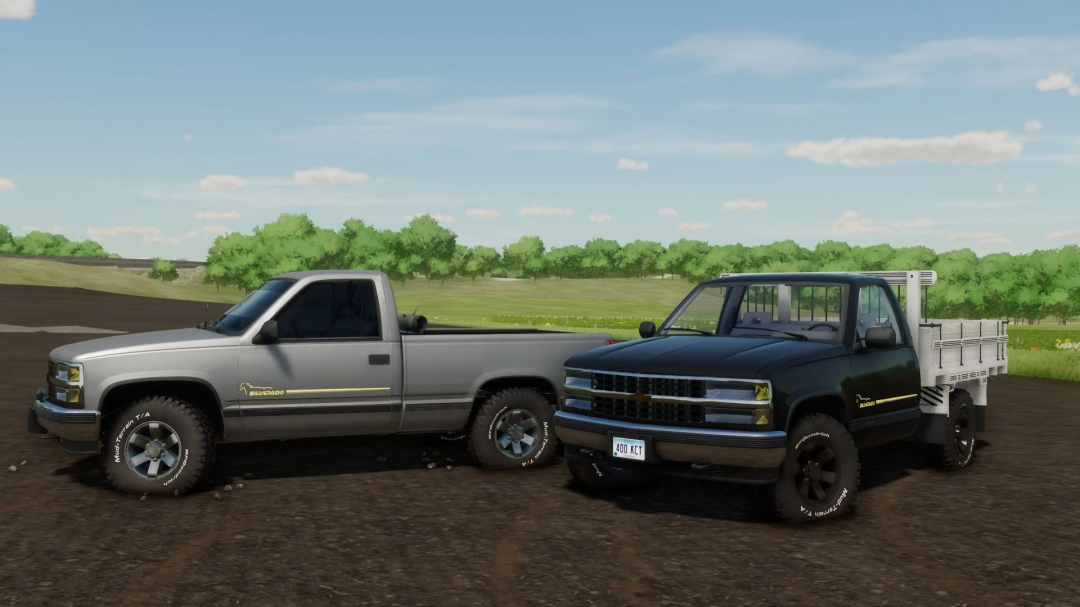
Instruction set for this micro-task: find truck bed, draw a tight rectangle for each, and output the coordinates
[917,319,1008,387]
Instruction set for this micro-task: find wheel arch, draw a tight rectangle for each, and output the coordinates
[785,391,849,430]
[99,379,226,439]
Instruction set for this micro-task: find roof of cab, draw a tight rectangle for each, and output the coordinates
[700,272,887,286]
[272,269,387,280]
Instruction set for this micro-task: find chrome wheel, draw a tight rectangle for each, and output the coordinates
[125,421,182,479]
[494,409,539,459]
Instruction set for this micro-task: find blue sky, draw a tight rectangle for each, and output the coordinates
[2,0,1080,259]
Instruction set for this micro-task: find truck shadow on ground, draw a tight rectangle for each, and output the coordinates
[566,439,993,523]
[56,433,475,491]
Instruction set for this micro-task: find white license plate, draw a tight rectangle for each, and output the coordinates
[611,436,646,461]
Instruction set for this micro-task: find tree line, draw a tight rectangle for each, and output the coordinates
[0,224,115,258]
[202,213,1080,324]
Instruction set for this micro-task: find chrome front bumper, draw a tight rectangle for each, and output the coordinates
[29,392,100,443]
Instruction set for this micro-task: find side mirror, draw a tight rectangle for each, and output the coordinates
[398,314,428,334]
[639,321,656,339]
[864,326,896,350]
[252,319,278,345]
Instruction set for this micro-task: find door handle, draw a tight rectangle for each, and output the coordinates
[369,354,391,366]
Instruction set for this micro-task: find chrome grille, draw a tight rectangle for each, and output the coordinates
[592,373,706,399]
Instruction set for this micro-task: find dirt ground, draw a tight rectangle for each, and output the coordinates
[1,285,1077,607]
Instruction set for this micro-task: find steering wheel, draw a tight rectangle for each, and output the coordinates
[806,322,838,332]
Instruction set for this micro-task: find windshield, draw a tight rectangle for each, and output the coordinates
[206,279,295,334]
[663,282,849,344]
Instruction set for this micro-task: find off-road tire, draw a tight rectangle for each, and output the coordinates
[931,390,977,471]
[567,459,653,491]
[772,413,860,523]
[102,396,216,496]
[468,388,558,469]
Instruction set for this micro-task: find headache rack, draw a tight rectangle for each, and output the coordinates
[719,270,1009,389]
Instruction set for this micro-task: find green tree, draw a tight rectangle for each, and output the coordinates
[581,238,621,279]
[544,245,584,280]
[658,239,709,280]
[0,224,15,253]
[397,215,457,279]
[489,267,509,278]
[682,244,748,283]
[502,236,545,275]
[459,246,501,282]
[148,258,179,282]
[617,240,664,280]
[427,258,456,284]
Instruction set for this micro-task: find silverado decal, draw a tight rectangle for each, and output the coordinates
[856,393,919,409]
[240,382,389,397]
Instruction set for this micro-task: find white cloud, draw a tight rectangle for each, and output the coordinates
[997,182,1005,193]
[465,208,501,219]
[678,222,711,232]
[938,200,1030,210]
[1024,119,1043,133]
[199,174,246,191]
[86,226,182,245]
[685,99,839,116]
[1025,182,1037,193]
[183,230,199,238]
[1048,229,1080,240]
[838,36,1080,89]
[658,33,851,77]
[1035,72,1080,95]
[183,133,195,141]
[588,213,613,224]
[404,213,455,224]
[326,77,440,95]
[893,218,934,229]
[948,232,1010,245]
[195,210,241,221]
[0,177,14,191]
[20,225,61,234]
[294,166,370,185]
[291,94,614,148]
[787,131,1022,167]
[721,199,767,211]
[615,158,649,171]
[0,0,34,19]
[520,206,573,218]
[658,208,679,218]
[518,132,766,157]
[831,211,888,235]
[200,225,232,237]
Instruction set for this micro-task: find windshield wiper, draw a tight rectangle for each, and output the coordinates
[731,325,809,341]
[664,326,715,336]
[196,319,220,333]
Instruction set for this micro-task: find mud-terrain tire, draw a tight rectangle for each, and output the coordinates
[567,459,653,491]
[102,396,216,495]
[468,388,558,469]
[930,390,977,471]
[772,413,860,523]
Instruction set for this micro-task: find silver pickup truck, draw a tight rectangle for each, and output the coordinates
[28,270,612,495]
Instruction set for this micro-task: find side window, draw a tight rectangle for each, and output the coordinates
[276,280,381,340]
[856,286,902,345]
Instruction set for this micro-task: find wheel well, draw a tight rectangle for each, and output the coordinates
[99,381,225,438]
[786,395,848,430]
[463,376,558,429]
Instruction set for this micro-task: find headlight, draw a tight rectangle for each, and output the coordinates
[704,381,770,402]
[51,359,84,385]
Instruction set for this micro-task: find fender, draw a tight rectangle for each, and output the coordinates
[97,371,226,410]
[782,386,848,430]
[466,369,559,404]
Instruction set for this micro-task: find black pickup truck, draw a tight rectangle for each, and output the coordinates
[553,271,1007,522]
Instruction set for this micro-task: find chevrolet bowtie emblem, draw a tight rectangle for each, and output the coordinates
[631,392,651,404]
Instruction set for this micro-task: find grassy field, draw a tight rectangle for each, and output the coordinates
[0,258,246,304]
[2,258,1078,379]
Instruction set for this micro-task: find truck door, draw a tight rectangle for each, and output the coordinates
[237,279,402,440]
[847,285,922,420]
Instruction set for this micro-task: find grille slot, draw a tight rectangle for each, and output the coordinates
[590,372,707,423]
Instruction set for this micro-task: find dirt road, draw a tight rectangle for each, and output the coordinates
[1,286,1077,606]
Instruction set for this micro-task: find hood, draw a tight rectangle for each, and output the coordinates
[565,335,843,379]
[49,328,240,363]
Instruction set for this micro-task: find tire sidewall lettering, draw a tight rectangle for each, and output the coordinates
[112,409,187,486]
